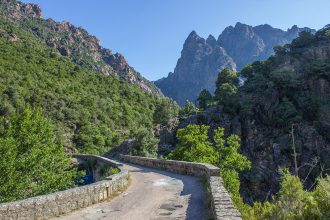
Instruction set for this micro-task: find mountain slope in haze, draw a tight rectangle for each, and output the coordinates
[155,22,315,106]
[0,0,161,94]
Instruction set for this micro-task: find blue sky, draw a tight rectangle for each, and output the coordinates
[21,0,330,81]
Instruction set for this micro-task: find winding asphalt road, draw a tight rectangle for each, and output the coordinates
[53,163,208,220]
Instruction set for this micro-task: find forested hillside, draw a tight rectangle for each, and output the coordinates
[0,19,178,155]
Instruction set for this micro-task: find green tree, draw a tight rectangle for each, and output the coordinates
[273,97,300,127]
[197,89,212,110]
[0,22,180,155]
[153,98,179,125]
[249,170,330,220]
[131,128,159,157]
[0,106,77,202]
[215,68,239,113]
[167,125,218,164]
[213,127,251,213]
[325,30,330,39]
[270,67,300,91]
[313,176,330,219]
[215,68,239,87]
[291,31,315,49]
[179,100,198,118]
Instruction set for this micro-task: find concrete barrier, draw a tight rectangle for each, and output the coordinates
[120,154,241,220]
[0,154,129,220]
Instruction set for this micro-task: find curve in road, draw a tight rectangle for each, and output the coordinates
[53,162,208,220]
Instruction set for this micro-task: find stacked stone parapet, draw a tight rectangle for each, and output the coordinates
[120,154,241,220]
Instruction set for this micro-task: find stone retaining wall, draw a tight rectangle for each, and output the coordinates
[120,154,241,220]
[0,155,130,220]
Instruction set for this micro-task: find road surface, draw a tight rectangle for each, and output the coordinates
[53,162,208,220]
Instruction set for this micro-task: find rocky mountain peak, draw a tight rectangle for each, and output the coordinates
[156,23,316,105]
[218,22,265,69]
[183,31,204,49]
[235,21,251,29]
[1,0,42,20]
[186,30,199,40]
[106,53,129,73]
[21,3,42,18]
[206,34,217,47]
[289,24,299,31]
[155,30,236,105]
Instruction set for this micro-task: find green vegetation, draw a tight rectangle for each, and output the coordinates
[185,68,241,114]
[0,20,178,155]
[214,68,239,113]
[0,106,78,202]
[197,89,212,110]
[168,125,218,164]
[168,125,251,214]
[246,170,330,220]
[178,100,198,119]
[213,127,251,209]
[238,28,330,131]
[153,98,179,125]
[167,125,330,219]
[196,27,330,219]
[130,128,159,157]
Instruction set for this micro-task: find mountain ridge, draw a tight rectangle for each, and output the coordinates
[155,22,316,105]
[0,0,161,95]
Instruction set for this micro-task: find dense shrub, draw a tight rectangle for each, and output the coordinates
[167,125,218,164]
[197,89,212,110]
[246,170,330,220]
[178,100,198,119]
[215,68,239,113]
[168,125,251,214]
[130,128,159,157]
[0,106,78,202]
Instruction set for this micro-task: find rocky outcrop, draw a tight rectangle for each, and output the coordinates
[219,23,315,69]
[0,0,160,94]
[155,23,315,105]
[155,31,236,106]
[7,33,17,41]
[218,22,265,69]
[0,0,42,20]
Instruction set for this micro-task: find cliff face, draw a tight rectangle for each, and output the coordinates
[219,23,315,69]
[155,22,315,105]
[0,0,43,20]
[0,0,161,94]
[156,31,236,105]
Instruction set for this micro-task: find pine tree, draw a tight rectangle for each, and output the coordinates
[214,68,239,113]
[197,89,212,110]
